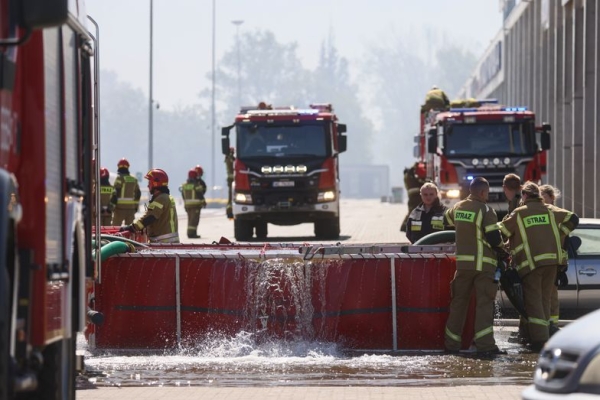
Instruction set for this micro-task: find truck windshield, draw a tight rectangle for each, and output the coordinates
[444,122,536,157]
[236,123,328,158]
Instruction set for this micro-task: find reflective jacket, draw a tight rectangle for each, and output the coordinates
[180,178,206,208]
[133,192,179,243]
[113,173,141,210]
[100,183,115,213]
[406,199,447,243]
[445,194,502,272]
[498,198,578,277]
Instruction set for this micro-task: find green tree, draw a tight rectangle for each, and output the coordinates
[310,34,374,163]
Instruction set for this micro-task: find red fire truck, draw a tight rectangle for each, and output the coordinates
[221,103,347,241]
[416,101,551,215]
[0,0,96,398]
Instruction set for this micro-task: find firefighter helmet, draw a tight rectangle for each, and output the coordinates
[145,169,169,190]
[415,162,426,180]
[195,165,204,177]
[188,168,197,180]
[118,157,130,169]
[100,167,110,180]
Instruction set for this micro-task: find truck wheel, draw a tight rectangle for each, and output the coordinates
[314,216,340,240]
[0,266,10,400]
[30,338,76,400]
[255,222,268,240]
[234,219,253,241]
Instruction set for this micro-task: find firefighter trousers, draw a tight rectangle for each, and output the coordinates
[522,265,557,344]
[445,269,498,352]
[112,207,137,226]
[186,206,202,236]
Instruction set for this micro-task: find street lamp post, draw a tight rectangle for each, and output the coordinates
[211,0,216,191]
[148,0,153,172]
[231,20,244,107]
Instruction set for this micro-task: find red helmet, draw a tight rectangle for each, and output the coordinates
[188,168,197,180]
[100,167,110,180]
[195,165,204,177]
[415,162,426,180]
[118,157,130,169]
[145,168,169,190]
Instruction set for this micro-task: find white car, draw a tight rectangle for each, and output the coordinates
[522,307,600,398]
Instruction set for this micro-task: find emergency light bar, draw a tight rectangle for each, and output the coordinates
[503,107,528,112]
[245,109,319,116]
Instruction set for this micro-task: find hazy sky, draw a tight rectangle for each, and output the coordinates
[86,0,502,111]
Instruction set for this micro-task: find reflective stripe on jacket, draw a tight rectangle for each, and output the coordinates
[445,195,500,272]
[100,185,115,210]
[180,180,206,208]
[113,174,141,209]
[498,198,576,276]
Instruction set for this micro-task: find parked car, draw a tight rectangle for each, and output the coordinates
[521,307,600,398]
[414,218,600,319]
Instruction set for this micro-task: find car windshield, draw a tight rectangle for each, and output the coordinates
[444,122,536,157]
[236,123,328,158]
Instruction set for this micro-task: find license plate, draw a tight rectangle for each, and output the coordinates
[273,181,295,187]
[489,187,504,193]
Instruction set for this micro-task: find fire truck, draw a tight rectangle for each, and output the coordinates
[416,101,551,215]
[221,103,347,241]
[0,0,97,398]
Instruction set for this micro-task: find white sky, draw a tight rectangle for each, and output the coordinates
[85,0,502,111]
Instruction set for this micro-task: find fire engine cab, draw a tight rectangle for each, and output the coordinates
[221,103,347,241]
[416,101,551,215]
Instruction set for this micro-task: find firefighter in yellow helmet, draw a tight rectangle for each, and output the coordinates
[444,177,507,355]
[120,168,180,244]
[180,168,207,239]
[111,158,141,226]
[224,147,235,219]
[498,182,578,351]
[421,85,450,113]
[99,167,116,226]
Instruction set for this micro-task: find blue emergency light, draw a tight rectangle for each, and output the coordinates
[502,107,528,112]
[467,175,474,181]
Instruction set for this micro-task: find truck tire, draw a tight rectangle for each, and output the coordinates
[234,219,253,241]
[255,222,268,240]
[314,216,340,240]
[28,338,76,400]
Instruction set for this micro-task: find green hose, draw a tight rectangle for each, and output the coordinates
[92,241,130,262]
[413,230,456,245]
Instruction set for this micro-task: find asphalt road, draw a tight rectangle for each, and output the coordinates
[176,198,409,245]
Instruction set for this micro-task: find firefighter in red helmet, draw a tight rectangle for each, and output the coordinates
[120,168,180,243]
[224,147,235,219]
[179,168,207,238]
[99,167,116,226]
[111,157,141,226]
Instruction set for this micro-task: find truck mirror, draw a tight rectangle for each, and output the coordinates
[413,145,420,159]
[542,123,551,133]
[221,137,230,155]
[221,126,231,138]
[427,134,437,154]
[337,123,347,134]
[20,0,69,29]
[540,132,550,150]
[338,135,347,153]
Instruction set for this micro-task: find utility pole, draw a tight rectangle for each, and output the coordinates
[231,20,244,107]
[211,0,216,191]
[148,0,153,172]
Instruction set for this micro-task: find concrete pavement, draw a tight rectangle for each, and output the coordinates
[77,385,529,399]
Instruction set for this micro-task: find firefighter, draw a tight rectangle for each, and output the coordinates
[405,182,447,243]
[539,184,569,336]
[180,168,207,239]
[225,147,235,219]
[498,182,578,351]
[99,167,116,226]
[111,158,141,226]
[444,177,507,355]
[421,85,450,113]
[120,168,180,244]
[400,162,426,232]
[503,173,522,215]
